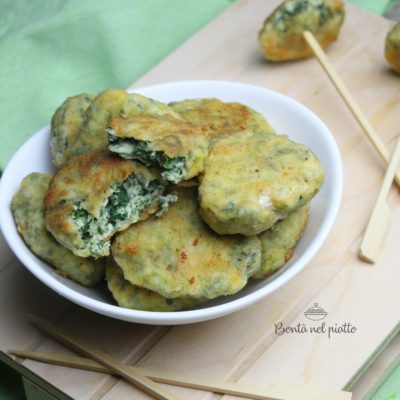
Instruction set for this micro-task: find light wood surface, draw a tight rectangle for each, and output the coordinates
[28,316,180,400]
[1,1,400,399]
[359,133,400,263]
[8,350,351,400]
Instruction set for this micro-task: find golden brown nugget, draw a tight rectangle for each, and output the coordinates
[199,131,324,236]
[106,258,205,311]
[50,93,94,168]
[107,114,208,183]
[12,173,104,286]
[44,151,173,258]
[112,187,262,299]
[254,204,310,279]
[385,23,400,74]
[71,88,129,156]
[71,90,181,157]
[121,92,182,120]
[169,98,274,141]
[258,0,345,62]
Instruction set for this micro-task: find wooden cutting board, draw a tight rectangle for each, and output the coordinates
[1,1,400,399]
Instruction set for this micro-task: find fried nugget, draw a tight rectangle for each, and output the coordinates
[106,258,204,311]
[107,114,208,183]
[50,93,94,168]
[254,204,310,279]
[71,89,181,157]
[44,151,173,258]
[199,131,324,236]
[112,187,262,299]
[121,92,182,120]
[385,23,400,74]
[12,173,104,286]
[70,88,129,157]
[258,0,345,62]
[169,98,274,140]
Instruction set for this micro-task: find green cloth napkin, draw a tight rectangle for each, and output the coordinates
[0,0,232,170]
[347,0,397,15]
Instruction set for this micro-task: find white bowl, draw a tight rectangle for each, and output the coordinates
[0,80,342,325]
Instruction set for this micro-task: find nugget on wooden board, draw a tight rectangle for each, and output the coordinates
[258,0,345,61]
[385,23,400,74]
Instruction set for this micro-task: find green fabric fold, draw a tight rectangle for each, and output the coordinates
[0,0,232,170]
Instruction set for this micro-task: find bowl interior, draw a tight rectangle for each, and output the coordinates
[0,80,342,324]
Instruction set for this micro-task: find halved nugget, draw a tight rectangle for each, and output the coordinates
[169,98,274,141]
[44,151,172,258]
[71,89,181,157]
[258,0,345,62]
[50,93,94,168]
[106,258,205,311]
[199,131,324,236]
[254,204,310,279]
[12,173,104,286]
[107,114,208,183]
[71,88,129,157]
[112,187,262,299]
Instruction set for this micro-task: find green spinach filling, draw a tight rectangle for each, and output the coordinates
[107,130,186,183]
[156,192,178,217]
[273,0,334,31]
[70,175,165,256]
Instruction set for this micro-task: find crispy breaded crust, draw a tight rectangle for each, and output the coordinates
[170,98,274,140]
[121,93,182,120]
[258,0,345,62]
[254,204,310,279]
[44,151,161,257]
[71,88,129,156]
[12,173,105,286]
[71,90,183,157]
[385,23,400,74]
[199,131,324,236]
[112,187,262,299]
[106,258,205,311]
[108,114,209,180]
[50,93,94,168]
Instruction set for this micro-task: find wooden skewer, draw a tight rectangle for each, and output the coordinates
[27,315,180,400]
[359,133,400,263]
[302,30,400,187]
[9,349,279,400]
[9,349,351,400]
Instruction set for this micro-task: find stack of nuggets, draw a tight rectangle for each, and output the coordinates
[12,88,324,311]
